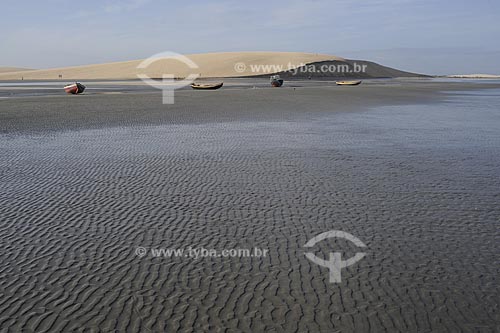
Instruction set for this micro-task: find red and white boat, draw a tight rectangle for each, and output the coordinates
[64,82,86,94]
[270,75,284,87]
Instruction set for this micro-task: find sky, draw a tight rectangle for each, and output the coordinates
[1,0,499,75]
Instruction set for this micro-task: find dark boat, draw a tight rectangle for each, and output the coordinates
[190,82,223,90]
[64,82,86,94]
[270,75,284,87]
[336,80,362,86]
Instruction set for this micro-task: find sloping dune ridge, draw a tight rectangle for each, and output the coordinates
[0,67,33,74]
[0,52,343,80]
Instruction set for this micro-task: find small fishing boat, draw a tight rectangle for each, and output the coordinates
[336,80,362,86]
[64,82,86,94]
[190,82,223,90]
[270,75,284,87]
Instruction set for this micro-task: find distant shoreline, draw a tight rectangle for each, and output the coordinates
[443,74,500,79]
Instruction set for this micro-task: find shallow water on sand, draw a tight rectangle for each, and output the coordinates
[0,90,499,332]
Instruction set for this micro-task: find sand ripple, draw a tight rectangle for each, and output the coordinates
[0,89,499,332]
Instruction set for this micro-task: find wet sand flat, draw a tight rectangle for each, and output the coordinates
[0,81,499,332]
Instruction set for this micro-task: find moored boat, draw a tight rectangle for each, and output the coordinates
[64,82,86,94]
[190,82,223,90]
[336,80,362,86]
[270,75,284,87]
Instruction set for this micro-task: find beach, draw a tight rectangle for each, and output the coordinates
[1,78,497,130]
[0,79,499,332]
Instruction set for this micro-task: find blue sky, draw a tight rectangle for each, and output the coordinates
[1,0,499,74]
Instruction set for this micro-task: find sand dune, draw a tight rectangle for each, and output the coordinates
[0,67,33,74]
[0,52,343,80]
